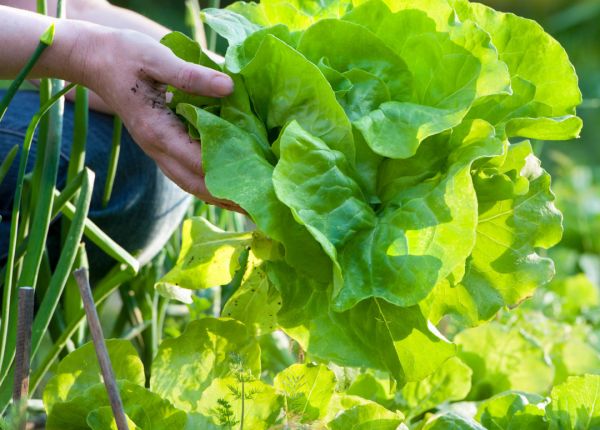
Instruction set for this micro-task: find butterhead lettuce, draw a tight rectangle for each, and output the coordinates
[158,0,581,383]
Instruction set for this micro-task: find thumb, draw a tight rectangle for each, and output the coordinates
[148,45,233,97]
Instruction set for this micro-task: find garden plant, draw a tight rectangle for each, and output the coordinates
[1,0,600,428]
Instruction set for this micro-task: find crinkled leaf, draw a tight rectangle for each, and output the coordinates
[269,261,455,383]
[46,382,187,430]
[240,35,355,160]
[456,322,554,399]
[177,104,332,282]
[453,0,582,139]
[335,120,502,310]
[297,18,412,103]
[156,217,252,302]
[547,375,600,429]
[424,141,563,326]
[272,121,375,263]
[402,356,472,419]
[476,391,547,430]
[328,402,404,430]
[422,413,486,430]
[351,9,484,158]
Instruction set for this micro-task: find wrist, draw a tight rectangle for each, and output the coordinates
[36,18,111,87]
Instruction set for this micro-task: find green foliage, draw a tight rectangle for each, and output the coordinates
[43,340,145,414]
[155,0,580,386]
[476,392,546,430]
[401,356,472,419]
[547,375,600,429]
[456,322,554,399]
[274,363,336,423]
[150,318,261,410]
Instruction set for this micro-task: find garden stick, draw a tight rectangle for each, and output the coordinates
[26,267,134,401]
[12,287,34,404]
[74,268,130,430]
[12,287,34,430]
[0,266,132,413]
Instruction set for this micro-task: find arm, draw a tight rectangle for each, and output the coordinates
[0,5,237,209]
[3,0,212,111]
[1,0,197,43]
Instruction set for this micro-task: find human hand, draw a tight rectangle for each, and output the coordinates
[79,28,240,212]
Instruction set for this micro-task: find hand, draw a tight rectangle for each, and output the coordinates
[80,28,240,212]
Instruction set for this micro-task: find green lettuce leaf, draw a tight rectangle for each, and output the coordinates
[452,0,582,140]
[151,318,261,412]
[424,141,563,327]
[177,103,332,282]
[186,377,282,429]
[273,363,337,423]
[328,402,404,430]
[270,261,455,383]
[422,413,486,430]
[476,391,547,430]
[401,356,472,419]
[156,217,253,303]
[456,322,554,399]
[547,375,600,429]
[43,339,145,414]
[46,382,187,430]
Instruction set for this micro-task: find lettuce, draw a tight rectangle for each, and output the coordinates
[159,0,581,383]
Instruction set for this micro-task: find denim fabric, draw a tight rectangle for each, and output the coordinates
[0,90,191,278]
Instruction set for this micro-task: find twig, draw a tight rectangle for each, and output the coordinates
[73,268,129,430]
[13,287,34,430]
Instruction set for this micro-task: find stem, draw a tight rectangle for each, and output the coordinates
[239,378,244,430]
[0,145,19,186]
[0,83,75,378]
[0,26,55,122]
[0,266,134,413]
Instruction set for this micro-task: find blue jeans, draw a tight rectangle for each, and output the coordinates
[0,90,191,278]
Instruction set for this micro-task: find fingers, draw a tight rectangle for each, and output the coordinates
[125,106,244,213]
[146,44,233,97]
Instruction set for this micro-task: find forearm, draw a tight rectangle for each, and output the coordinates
[0,6,102,84]
[2,0,198,43]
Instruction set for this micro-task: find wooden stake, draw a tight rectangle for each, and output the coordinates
[73,268,129,430]
[13,287,34,430]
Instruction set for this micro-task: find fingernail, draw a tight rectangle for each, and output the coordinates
[211,75,234,96]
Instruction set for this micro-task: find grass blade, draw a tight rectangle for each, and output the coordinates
[0,145,19,186]
[0,83,75,378]
[0,25,55,122]
[102,116,122,207]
